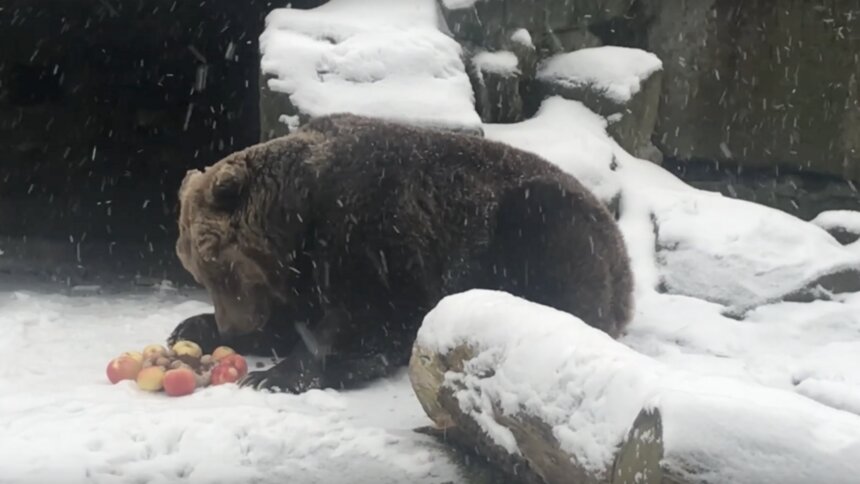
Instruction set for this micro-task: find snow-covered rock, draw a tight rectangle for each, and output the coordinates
[470,50,523,123]
[537,46,662,104]
[259,0,481,139]
[652,190,860,312]
[536,46,664,163]
[811,209,860,245]
[484,97,621,207]
[413,289,860,484]
[486,96,860,312]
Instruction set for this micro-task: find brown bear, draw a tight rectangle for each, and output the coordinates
[168,113,633,392]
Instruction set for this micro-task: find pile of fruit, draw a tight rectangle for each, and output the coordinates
[106,341,248,396]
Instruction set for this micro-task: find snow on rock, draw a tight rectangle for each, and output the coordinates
[472,50,519,75]
[416,289,665,475]
[623,292,860,413]
[794,378,860,416]
[486,96,860,311]
[651,190,860,311]
[486,97,860,418]
[440,0,480,9]
[484,97,621,205]
[537,46,663,103]
[811,209,860,244]
[260,0,481,133]
[510,28,533,47]
[418,289,860,483]
[0,284,465,484]
[811,210,860,233]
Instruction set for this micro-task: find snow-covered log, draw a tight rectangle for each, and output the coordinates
[409,290,860,484]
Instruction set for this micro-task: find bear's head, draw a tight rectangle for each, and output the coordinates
[176,131,324,338]
[176,152,281,338]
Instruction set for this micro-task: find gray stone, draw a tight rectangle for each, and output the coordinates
[606,68,663,163]
[647,0,860,180]
[469,50,524,123]
[664,159,860,221]
[547,27,603,52]
[436,0,633,52]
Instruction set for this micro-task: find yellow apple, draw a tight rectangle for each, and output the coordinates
[172,340,203,359]
[142,344,168,361]
[211,346,236,361]
[136,366,166,391]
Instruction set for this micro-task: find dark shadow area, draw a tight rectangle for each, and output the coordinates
[662,156,860,221]
[0,0,292,284]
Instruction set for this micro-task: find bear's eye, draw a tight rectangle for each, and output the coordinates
[211,179,242,211]
[210,160,247,211]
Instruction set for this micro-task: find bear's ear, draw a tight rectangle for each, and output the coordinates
[211,160,247,210]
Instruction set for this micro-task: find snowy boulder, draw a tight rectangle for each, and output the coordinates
[484,97,622,210]
[466,30,536,124]
[652,191,860,314]
[259,0,481,140]
[810,210,860,245]
[536,46,664,163]
[470,50,523,123]
[410,290,860,484]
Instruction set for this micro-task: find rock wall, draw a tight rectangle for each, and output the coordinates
[647,0,860,180]
[434,0,860,181]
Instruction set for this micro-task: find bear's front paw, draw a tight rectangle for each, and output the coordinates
[167,313,221,354]
[238,359,323,393]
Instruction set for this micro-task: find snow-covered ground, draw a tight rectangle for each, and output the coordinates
[4,0,860,482]
[0,283,465,484]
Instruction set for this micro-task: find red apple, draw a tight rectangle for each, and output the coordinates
[163,368,197,397]
[210,364,241,385]
[106,355,142,384]
[136,366,166,392]
[211,346,236,361]
[219,354,248,378]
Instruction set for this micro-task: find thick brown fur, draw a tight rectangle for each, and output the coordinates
[169,114,634,392]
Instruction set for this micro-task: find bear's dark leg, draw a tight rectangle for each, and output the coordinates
[167,313,297,356]
[238,347,396,393]
[238,307,400,393]
[238,307,344,392]
[167,313,221,353]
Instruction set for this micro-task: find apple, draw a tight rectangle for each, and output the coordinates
[120,351,144,364]
[172,340,203,359]
[106,355,142,384]
[136,366,166,391]
[210,364,241,385]
[142,344,168,361]
[219,354,248,378]
[163,368,197,397]
[211,346,236,361]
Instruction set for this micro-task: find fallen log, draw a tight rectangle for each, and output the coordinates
[409,290,860,484]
